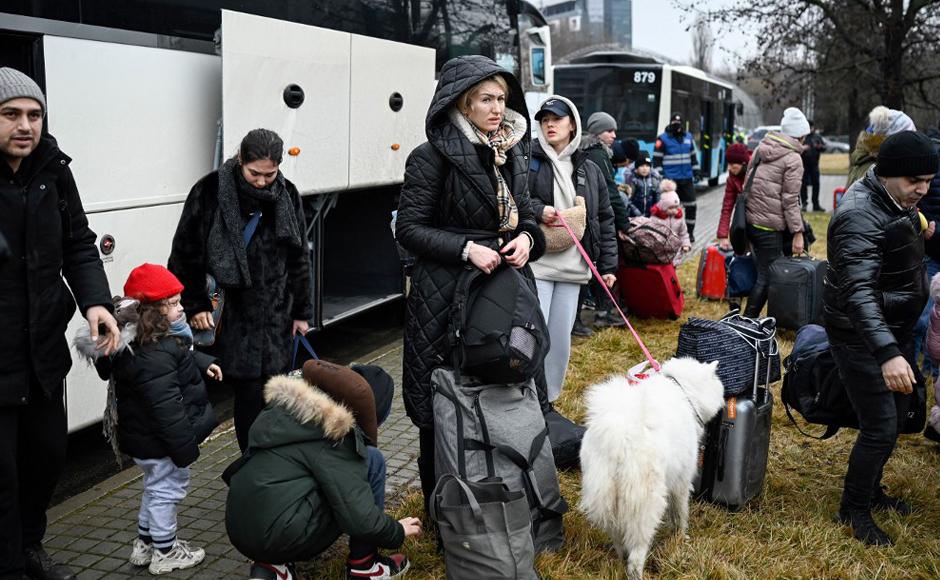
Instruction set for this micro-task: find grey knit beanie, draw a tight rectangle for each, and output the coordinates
[0,68,46,113]
[586,111,617,134]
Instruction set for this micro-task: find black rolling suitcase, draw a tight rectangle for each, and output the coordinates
[693,317,776,510]
[767,256,827,330]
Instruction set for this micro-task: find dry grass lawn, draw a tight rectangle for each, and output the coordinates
[820,153,850,176]
[314,212,940,579]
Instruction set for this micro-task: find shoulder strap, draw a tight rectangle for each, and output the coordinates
[742,151,763,197]
[782,398,841,440]
[529,156,541,173]
[243,211,262,246]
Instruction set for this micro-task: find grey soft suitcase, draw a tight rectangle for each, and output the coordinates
[767,256,828,330]
[694,388,773,510]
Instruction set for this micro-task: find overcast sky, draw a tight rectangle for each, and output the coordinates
[631,1,756,70]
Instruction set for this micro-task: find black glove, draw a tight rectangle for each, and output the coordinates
[693,170,702,182]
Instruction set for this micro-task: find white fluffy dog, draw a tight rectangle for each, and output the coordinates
[579,358,725,580]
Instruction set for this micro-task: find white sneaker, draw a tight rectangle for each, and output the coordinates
[148,540,205,575]
[128,538,153,566]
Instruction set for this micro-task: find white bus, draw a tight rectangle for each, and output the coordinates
[1,0,552,432]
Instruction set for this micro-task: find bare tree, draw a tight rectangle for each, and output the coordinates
[690,15,713,73]
[675,0,940,113]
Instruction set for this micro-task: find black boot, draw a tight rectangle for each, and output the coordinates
[23,545,76,580]
[571,318,594,337]
[871,486,912,515]
[836,509,893,546]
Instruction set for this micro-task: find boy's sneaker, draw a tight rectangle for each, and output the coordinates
[128,538,153,566]
[148,540,205,575]
[347,553,410,579]
[250,562,300,580]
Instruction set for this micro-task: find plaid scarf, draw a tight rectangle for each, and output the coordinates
[451,107,528,232]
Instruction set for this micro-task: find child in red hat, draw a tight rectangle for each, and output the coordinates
[75,263,220,575]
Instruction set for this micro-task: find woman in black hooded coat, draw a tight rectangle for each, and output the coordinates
[395,56,546,504]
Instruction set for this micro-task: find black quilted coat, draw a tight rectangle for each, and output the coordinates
[95,336,218,467]
[528,139,618,276]
[396,56,546,429]
[824,168,928,364]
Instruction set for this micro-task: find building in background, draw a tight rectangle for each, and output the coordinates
[537,0,631,60]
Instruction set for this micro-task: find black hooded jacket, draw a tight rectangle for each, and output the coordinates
[395,56,546,429]
[824,168,928,363]
[0,135,112,405]
[528,139,618,276]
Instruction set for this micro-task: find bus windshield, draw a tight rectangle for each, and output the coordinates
[555,66,660,139]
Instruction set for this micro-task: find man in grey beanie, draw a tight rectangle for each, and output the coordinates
[578,110,629,330]
[0,67,119,580]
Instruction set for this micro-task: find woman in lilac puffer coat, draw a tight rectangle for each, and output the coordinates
[923,272,940,441]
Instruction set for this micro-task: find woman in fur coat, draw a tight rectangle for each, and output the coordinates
[168,129,314,452]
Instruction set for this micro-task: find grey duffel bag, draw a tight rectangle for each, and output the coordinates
[432,367,567,552]
[430,474,538,580]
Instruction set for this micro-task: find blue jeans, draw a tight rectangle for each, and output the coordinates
[913,256,940,378]
[346,378,390,561]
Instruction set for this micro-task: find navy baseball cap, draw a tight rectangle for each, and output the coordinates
[535,98,572,121]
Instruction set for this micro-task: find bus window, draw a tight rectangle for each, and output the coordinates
[530,46,546,86]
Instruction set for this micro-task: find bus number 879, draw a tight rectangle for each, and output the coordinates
[633,71,656,84]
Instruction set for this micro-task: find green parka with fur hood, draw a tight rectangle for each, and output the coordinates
[225,375,404,563]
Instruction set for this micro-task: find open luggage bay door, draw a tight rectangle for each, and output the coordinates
[221,10,351,194]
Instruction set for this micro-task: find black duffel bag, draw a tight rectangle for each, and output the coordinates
[544,408,586,470]
[676,310,780,397]
[782,324,927,438]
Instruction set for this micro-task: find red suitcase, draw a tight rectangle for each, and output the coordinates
[618,263,685,319]
[696,244,730,300]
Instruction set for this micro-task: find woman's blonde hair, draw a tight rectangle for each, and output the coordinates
[457,74,510,116]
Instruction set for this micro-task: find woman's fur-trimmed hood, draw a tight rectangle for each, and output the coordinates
[263,375,355,441]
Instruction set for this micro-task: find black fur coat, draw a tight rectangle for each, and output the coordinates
[168,168,314,380]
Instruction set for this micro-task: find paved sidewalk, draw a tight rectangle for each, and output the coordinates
[45,176,836,578]
[44,343,416,579]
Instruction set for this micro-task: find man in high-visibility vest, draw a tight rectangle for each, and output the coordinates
[654,113,701,241]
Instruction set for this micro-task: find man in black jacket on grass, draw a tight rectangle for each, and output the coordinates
[0,67,119,580]
[824,130,938,547]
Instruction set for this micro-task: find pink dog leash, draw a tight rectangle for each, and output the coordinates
[552,213,661,373]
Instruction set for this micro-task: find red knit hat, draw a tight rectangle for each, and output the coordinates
[726,143,751,165]
[124,263,184,302]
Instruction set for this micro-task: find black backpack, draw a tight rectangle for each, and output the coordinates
[449,263,548,385]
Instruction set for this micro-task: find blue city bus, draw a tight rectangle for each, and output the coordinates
[555,52,735,185]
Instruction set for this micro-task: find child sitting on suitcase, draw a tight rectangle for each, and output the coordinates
[75,264,219,575]
[224,360,422,580]
[650,181,692,265]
